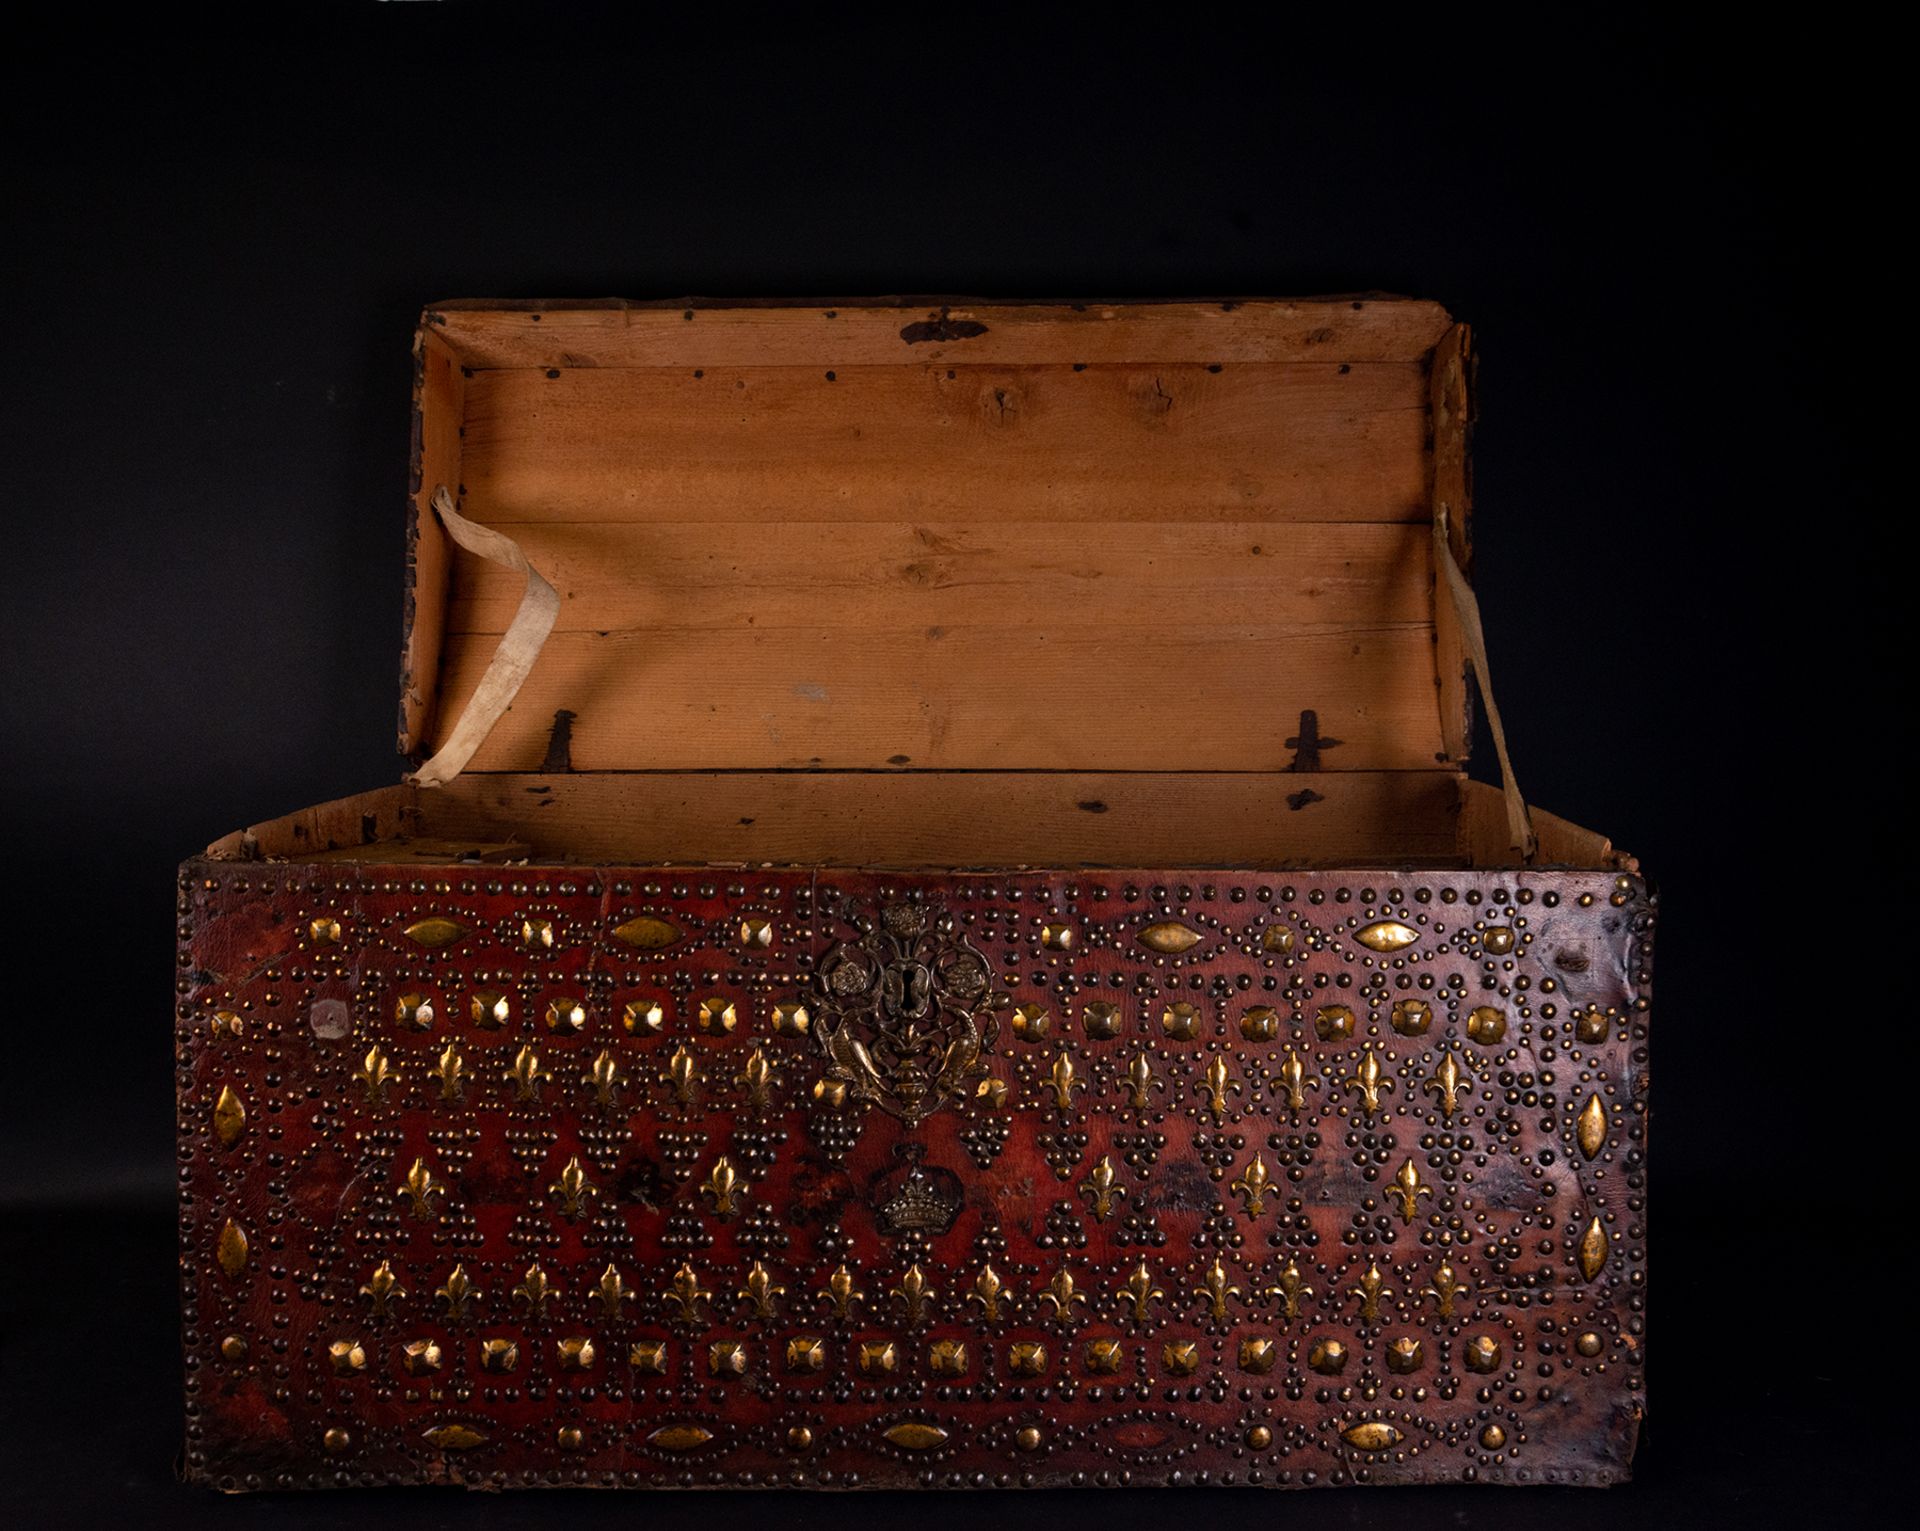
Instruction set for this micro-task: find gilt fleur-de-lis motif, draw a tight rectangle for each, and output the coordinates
[1388,1158,1432,1224]
[739,1260,785,1320]
[966,1263,1008,1322]
[584,1049,621,1106]
[667,1045,700,1104]
[359,1259,403,1316]
[1350,1260,1395,1322]
[1116,1261,1165,1322]
[1424,1050,1467,1120]
[737,1048,773,1110]
[663,1263,708,1325]
[429,1043,466,1102]
[548,1155,597,1220]
[512,1263,557,1315]
[1423,1261,1469,1319]
[1230,1153,1275,1217]
[595,1263,630,1318]
[818,1262,865,1320]
[1040,1267,1088,1321]
[1195,1254,1242,1322]
[1049,1052,1084,1111]
[1276,1047,1317,1111]
[436,1263,480,1320]
[1265,1257,1312,1321]
[1343,1046,1393,1115]
[1125,1052,1160,1109]
[701,1156,745,1218]
[357,1045,394,1103]
[1198,1054,1243,1122]
[1079,1156,1124,1221]
[398,1157,444,1219]
[506,1044,545,1101]
[891,1264,937,1324]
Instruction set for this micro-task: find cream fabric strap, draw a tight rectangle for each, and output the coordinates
[1433,508,1536,859]
[410,485,560,789]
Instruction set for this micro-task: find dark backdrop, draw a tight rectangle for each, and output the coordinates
[2,8,1886,1528]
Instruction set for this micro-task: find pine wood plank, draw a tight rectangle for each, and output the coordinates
[421,770,1464,868]
[446,521,1435,635]
[428,298,1455,370]
[431,624,1443,774]
[456,363,1431,524]
[1431,323,1473,761]
[399,328,462,756]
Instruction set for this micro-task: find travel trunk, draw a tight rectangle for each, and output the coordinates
[176,299,1651,1490]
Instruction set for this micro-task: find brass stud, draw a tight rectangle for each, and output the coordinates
[623,999,665,1035]
[1463,1334,1502,1373]
[557,1336,596,1371]
[612,915,679,950]
[1011,1003,1052,1042]
[395,992,435,1030]
[629,1341,668,1375]
[1576,1332,1604,1357]
[403,916,467,949]
[1344,1421,1403,1451]
[1390,999,1432,1036]
[1385,1336,1424,1373]
[708,1341,747,1378]
[1481,1423,1508,1450]
[1481,925,1516,955]
[1238,1337,1277,1373]
[1040,923,1074,951]
[216,1219,248,1278]
[469,990,510,1028]
[1161,1002,1200,1040]
[210,1010,244,1039]
[322,1427,352,1455]
[811,1078,847,1109]
[648,1425,711,1452]
[1008,1341,1048,1377]
[930,1339,970,1377]
[772,1003,810,1036]
[1082,1001,1122,1039]
[556,1426,584,1452]
[1355,920,1418,953]
[786,1336,827,1373]
[1315,1004,1355,1042]
[1308,1338,1348,1375]
[1466,1006,1508,1045]
[1085,1337,1124,1374]
[1576,1006,1611,1044]
[1577,1093,1608,1159]
[520,917,555,951]
[1139,920,1204,955]
[219,1334,247,1362]
[697,996,737,1035]
[1161,1340,1199,1376]
[1578,1217,1609,1280]
[1261,926,1294,955]
[884,1422,950,1451]
[308,916,341,945]
[545,997,588,1033]
[857,1340,897,1376]
[1016,1426,1044,1452]
[326,1339,367,1376]
[478,1338,519,1373]
[424,1423,487,1451]
[400,1339,443,1376]
[1240,1005,1279,1042]
[212,1085,246,1147]
[1246,1424,1273,1450]
[787,1426,815,1451]
[739,918,773,949]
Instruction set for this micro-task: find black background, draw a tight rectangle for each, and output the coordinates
[1,7,1888,1527]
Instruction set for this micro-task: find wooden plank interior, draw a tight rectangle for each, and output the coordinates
[204,785,421,861]
[457,363,1432,525]
[1430,323,1474,762]
[1456,779,1624,871]
[428,298,1455,370]
[398,327,463,757]
[416,770,1466,868]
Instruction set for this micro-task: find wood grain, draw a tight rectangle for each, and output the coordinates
[399,328,462,756]
[446,521,1435,635]
[431,624,1444,774]
[456,363,1430,525]
[428,298,1455,370]
[1431,322,1473,761]
[422,770,1465,868]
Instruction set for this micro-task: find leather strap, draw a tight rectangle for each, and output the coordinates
[409,485,560,789]
[1433,507,1536,859]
